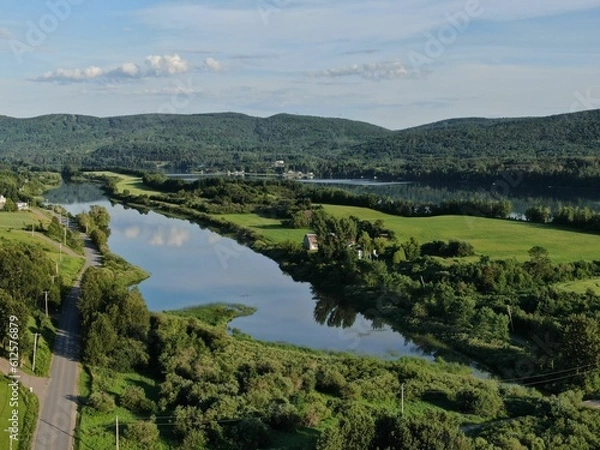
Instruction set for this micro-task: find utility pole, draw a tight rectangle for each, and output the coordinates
[32,333,39,373]
[59,243,62,262]
[116,416,120,450]
[63,227,67,246]
[507,305,514,332]
[401,383,405,415]
[43,291,49,318]
[31,223,34,237]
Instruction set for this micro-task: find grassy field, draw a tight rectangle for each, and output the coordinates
[555,278,600,295]
[87,171,162,196]
[216,213,311,244]
[217,206,599,263]
[0,211,38,229]
[0,210,85,285]
[323,204,600,263]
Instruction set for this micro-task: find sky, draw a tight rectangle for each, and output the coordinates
[1,0,600,130]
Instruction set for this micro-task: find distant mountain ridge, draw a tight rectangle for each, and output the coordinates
[0,112,391,168]
[349,109,600,161]
[0,109,598,171]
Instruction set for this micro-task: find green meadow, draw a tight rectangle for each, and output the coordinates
[218,205,599,263]
[215,213,311,244]
[87,171,162,196]
[555,278,600,295]
[0,211,84,286]
[323,205,600,263]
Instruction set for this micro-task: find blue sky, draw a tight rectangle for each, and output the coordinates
[1,0,600,129]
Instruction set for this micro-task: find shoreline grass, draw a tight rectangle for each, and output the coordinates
[85,172,162,196]
[164,303,257,326]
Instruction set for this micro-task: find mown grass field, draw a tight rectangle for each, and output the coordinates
[555,278,600,295]
[87,171,162,196]
[215,213,311,244]
[0,211,38,229]
[218,206,599,263]
[323,204,600,263]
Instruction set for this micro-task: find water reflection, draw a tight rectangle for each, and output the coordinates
[56,191,427,359]
[314,294,358,329]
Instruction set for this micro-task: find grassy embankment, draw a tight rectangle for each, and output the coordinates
[86,171,162,196]
[0,208,84,446]
[0,210,85,377]
[0,379,39,450]
[0,210,84,284]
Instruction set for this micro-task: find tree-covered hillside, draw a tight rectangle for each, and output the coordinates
[0,113,391,170]
[0,110,599,180]
[351,109,600,161]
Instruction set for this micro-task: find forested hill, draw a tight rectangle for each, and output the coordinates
[0,112,391,169]
[350,109,600,161]
[0,109,599,177]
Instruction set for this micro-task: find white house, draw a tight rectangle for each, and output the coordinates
[303,233,319,251]
[16,202,29,211]
[0,195,5,210]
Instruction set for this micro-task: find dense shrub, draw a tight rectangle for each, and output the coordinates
[88,391,116,413]
[421,240,475,258]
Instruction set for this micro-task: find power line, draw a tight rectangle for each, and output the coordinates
[519,366,600,387]
[497,362,600,384]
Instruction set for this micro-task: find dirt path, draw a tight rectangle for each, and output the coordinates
[0,358,50,400]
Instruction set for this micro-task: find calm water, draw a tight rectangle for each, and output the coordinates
[49,185,426,358]
[165,174,600,214]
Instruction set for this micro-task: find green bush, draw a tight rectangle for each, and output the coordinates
[88,391,116,413]
[456,386,504,417]
[268,401,302,431]
[120,385,156,414]
[229,418,272,449]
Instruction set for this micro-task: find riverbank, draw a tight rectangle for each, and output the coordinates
[90,185,509,376]
[91,172,600,390]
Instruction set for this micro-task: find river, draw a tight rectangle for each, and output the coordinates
[46,183,428,359]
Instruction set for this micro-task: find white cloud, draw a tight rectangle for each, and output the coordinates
[149,227,191,248]
[0,28,13,39]
[167,228,191,247]
[313,61,409,81]
[149,231,164,246]
[124,226,141,239]
[35,54,189,83]
[204,57,223,72]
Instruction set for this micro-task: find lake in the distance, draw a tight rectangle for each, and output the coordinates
[165,173,600,214]
[49,185,428,359]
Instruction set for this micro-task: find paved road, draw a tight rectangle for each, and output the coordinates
[32,237,101,450]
